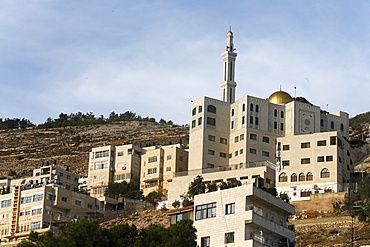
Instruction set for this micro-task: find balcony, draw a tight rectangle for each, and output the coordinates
[245,206,295,241]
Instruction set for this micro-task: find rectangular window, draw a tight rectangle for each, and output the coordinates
[75,200,82,206]
[200,236,210,247]
[31,208,42,215]
[242,116,245,124]
[33,194,43,202]
[262,151,269,157]
[280,123,284,131]
[255,117,259,125]
[283,145,290,151]
[240,134,244,140]
[330,136,337,145]
[166,166,171,172]
[198,117,202,126]
[317,156,325,162]
[95,150,109,158]
[208,135,215,142]
[250,133,257,140]
[30,222,41,231]
[240,149,244,155]
[262,136,270,143]
[1,199,11,208]
[148,156,158,163]
[274,121,277,129]
[225,232,235,244]
[117,151,124,156]
[282,160,290,166]
[199,106,203,113]
[225,203,235,215]
[21,196,32,204]
[301,158,310,164]
[249,148,257,154]
[208,149,215,155]
[195,202,216,220]
[249,116,253,124]
[317,140,327,146]
[235,151,238,156]
[234,136,239,143]
[220,137,227,144]
[147,168,157,174]
[207,117,216,126]
[220,152,227,158]
[326,155,333,162]
[191,120,196,128]
[231,121,234,129]
[62,197,68,202]
[167,155,172,160]
[301,142,310,148]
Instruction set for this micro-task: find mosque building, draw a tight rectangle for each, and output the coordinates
[170,29,355,202]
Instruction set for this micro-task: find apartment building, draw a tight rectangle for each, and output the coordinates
[140,144,188,196]
[193,183,295,247]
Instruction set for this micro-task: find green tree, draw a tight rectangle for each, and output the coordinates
[108,223,138,247]
[105,179,143,200]
[166,219,197,247]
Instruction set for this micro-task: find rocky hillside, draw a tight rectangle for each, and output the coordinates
[0,121,189,179]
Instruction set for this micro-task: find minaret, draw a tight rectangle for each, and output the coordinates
[221,28,237,103]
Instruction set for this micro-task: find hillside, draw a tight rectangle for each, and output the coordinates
[0,121,189,179]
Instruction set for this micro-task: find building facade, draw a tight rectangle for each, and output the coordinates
[193,183,295,247]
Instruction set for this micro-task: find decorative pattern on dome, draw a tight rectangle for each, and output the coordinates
[268,91,293,104]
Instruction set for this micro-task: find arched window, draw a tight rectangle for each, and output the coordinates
[321,168,330,178]
[207,105,216,114]
[306,172,313,181]
[291,173,297,182]
[249,103,253,111]
[299,173,305,181]
[255,105,259,112]
[279,173,288,182]
[281,111,284,118]
[274,109,278,117]
[340,124,344,131]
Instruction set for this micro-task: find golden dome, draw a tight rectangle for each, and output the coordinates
[268,90,293,104]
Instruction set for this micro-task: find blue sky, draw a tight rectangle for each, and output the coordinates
[1,1,369,125]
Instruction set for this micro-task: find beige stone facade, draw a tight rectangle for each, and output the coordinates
[193,183,295,247]
[140,144,188,196]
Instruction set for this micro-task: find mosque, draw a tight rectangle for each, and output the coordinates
[170,29,355,202]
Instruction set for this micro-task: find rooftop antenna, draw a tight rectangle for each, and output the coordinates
[294,86,297,97]
[326,104,329,112]
[280,85,282,91]
[229,25,232,32]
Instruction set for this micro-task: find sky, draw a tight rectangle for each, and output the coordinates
[0,1,370,125]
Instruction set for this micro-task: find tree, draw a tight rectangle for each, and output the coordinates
[105,180,143,200]
[108,223,138,247]
[166,219,197,247]
[144,191,164,206]
[206,181,218,192]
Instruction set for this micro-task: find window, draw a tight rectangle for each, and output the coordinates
[62,197,67,202]
[148,168,157,174]
[279,173,288,182]
[225,203,235,215]
[199,106,203,113]
[255,105,259,112]
[340,123,344,131]
[207,105,216,113]
[234,136,239,143]
[207,163,215,168]
[274,109,278,117]
[242,104,245,112]
[291,173,297,182]
[242,116,245,124]
[148,156,157,163]
[21,196,32,204]
[330,121,334,129]
[240,149,244,154]
[33,194,43,202]
[1,199,11,208]
[301,158,310,164]
[249,116,253,124]
[67,175,71,180]
[235,151,238,156]
[195,202,216,220]
[192,107,196,116]
[225,232,235,244]
[32,208,42,215]
[30,222,41,231]
[207,117,216,126]
[274,121,277,129]
[191,120,196,128]
[220,137,227,144]
[283,145,290,151]
[255,117,259,125]
[75,200,82,206]
[250,103,253,111]
[208,135,215,142]
[220,152,227,158]
[330,136,337,145]
[231,121,234,129]
[320,119,324,127]
[167,155,172,160]
[250,133,257,140]
[280,123,284,131]
[249,148,256,154]
[317,140,327,146]
[281,111,284,118]
[208,149,215,155]
[282,160,290,166]
[321,168,330,178]
[95,150,109,158]
[307,172,313,181]
[326,155,333,162]
[317,156,325,162]
[240,134,244,140]
[198,117,202,125]
[262,136,270,143]
[299,173,305,181]
[301,142,310,148]
[117,151,123,156]
[231,109,234,116]
[262,151,269,157]
[201,236,210,247]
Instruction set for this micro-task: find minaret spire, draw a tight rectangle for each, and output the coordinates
[221,28,237,103]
